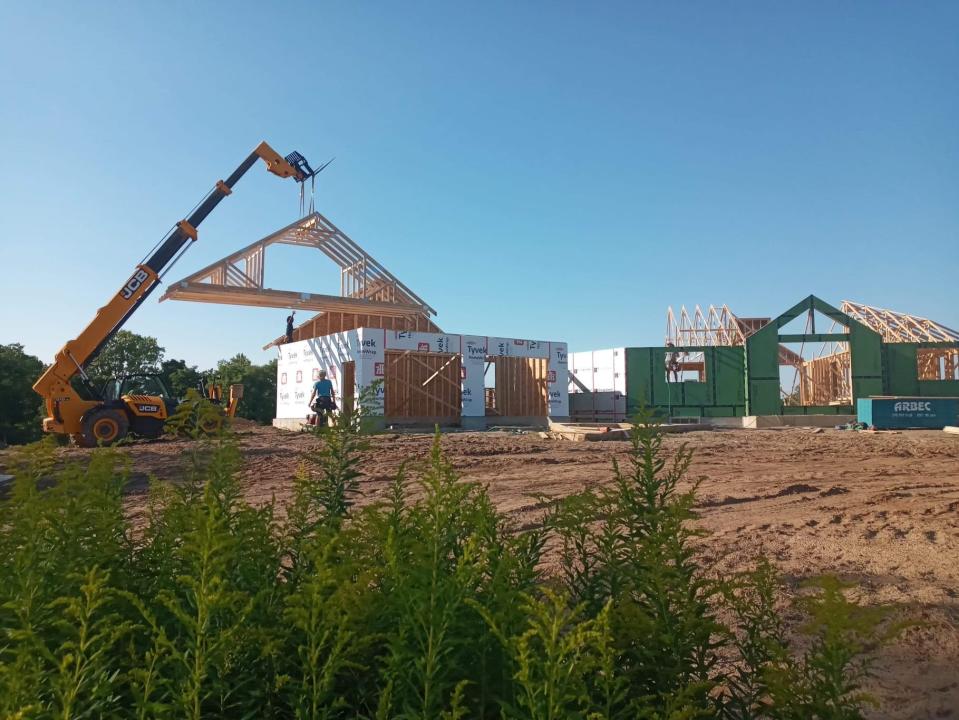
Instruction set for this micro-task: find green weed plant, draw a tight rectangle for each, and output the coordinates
[0,409,901,718]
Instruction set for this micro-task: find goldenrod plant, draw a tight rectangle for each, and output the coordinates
[0,410,902,718]
[164,389,228,439]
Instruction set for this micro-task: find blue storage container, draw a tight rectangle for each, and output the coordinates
[857,397,959,430]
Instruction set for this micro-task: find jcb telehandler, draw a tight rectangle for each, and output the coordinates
[33,142,315,447]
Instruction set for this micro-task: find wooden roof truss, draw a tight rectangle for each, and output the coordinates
[809,300,959,389]
[839,301,959,344]
[666,304,746,347]
[160,212,437,336]
[665,304,802,366]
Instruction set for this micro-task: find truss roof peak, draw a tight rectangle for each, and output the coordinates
[665,303,763,347]
[840,300,959,343]
[160,211,437,318]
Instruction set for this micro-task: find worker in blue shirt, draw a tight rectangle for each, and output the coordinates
[309,370,337,425]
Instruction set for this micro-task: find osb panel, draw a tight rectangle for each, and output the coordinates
[385,351,461,419]
[295,311,440,342]
[494,357,548,417]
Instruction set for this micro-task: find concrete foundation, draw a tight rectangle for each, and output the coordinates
[273,415,559,432]
[708,414,856,429]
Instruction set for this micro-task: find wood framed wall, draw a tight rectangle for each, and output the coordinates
[917,348,959,381]
[799,351,852,405]
[296,311,440,343]
[491,357,549,417]
[266,311,441,349]
[341,362,356,416]
[384,351,461,419]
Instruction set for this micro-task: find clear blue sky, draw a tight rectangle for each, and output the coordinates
[1,1,957,369]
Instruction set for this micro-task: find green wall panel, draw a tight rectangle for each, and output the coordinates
[683,382,709,406]
[625,348,652,414]
[883,344,920,396]
[703,406,736,417]
[918,380,959,396]
[620,300,955,419]
[714,347,746,405]
[781,405,852,415]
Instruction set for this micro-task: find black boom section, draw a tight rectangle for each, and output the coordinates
[145,149,261,274]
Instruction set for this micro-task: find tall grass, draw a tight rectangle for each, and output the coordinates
[0,409,898,718]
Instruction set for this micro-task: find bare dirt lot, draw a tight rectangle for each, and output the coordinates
[9,425,959,718]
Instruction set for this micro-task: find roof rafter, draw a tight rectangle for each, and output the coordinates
[840,300,959,343]
[161,212,436,315]
[665,303,803,366]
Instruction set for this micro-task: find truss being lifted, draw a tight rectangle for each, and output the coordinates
[160,212,440,347]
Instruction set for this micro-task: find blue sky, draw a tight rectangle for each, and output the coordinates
[1,1,956,369]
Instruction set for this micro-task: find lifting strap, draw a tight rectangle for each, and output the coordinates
[298,174,317,216]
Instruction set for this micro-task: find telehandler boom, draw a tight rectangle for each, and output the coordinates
[33,142,314,446]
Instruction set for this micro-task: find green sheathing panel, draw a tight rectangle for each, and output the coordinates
[781,405,853,415]
[849,323,884,400]
[683,382,709,406]
[919,380,959,396]
[745,295,884,415]
[714,347,746,406]
[744,311,782,416]
[883,342,959,397]
[625,346,746,417]
[883,343,920,396]
[625,347,652,411]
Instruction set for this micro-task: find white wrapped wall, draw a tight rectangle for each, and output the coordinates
[276,328,569,420]
[568,348,627,418]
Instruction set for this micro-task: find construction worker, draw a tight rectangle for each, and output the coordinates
[285,310,296,344]
[309,369,337,426]
[666,342,682,383]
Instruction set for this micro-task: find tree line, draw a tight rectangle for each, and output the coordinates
[0,331,277,445]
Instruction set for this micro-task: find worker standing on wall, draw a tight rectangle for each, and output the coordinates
[666,342,682,383]
[285,310,296,344]
[309,370,337,426]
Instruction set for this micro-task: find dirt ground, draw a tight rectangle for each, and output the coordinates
[7,424,959,718]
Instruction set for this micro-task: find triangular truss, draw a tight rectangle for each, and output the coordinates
[806,300,959,390]
[160,212,439,344]
[839,300,959,343]
[665,304,802,366]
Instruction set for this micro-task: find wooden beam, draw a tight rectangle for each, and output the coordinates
[162,281,429,316]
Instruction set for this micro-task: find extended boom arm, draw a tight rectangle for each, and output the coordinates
[34,142,308,435]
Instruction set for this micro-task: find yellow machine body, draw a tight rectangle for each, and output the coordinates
[33,142,308,447]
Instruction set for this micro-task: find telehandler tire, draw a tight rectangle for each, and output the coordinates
[77,408,130,448]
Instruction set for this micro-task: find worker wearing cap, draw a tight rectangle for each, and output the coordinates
[309,370,337,418]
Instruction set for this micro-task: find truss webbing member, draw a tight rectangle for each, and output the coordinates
[34,141,314,447]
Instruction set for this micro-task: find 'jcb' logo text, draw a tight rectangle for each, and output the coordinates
[120,269,149,299]
[893,401,932,412]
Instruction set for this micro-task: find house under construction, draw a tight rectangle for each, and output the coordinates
[569,295,959,421]
[157,210,954,427]
[161,212,569,427]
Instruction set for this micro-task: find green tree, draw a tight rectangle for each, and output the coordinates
[0,344,45,445]
[159,359,203,399]
[87,331,164,387]
[214,354,277,424]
